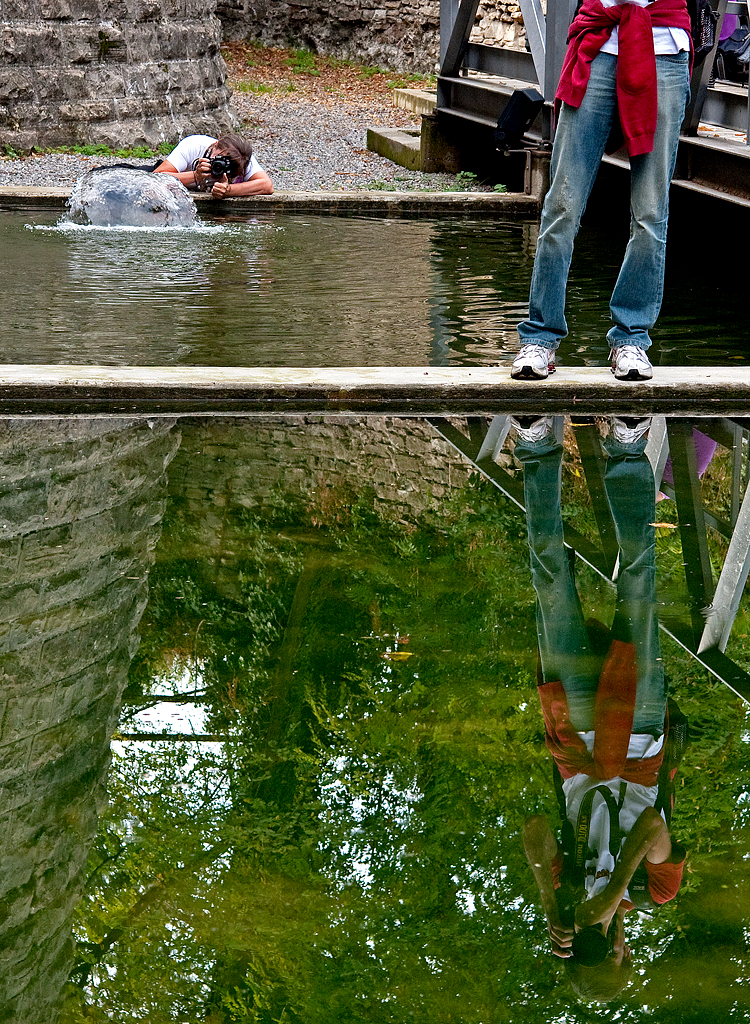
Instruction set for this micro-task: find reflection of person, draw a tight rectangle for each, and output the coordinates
[515,415,686,1001]
[511,0,692,382]
[154,134,274,198]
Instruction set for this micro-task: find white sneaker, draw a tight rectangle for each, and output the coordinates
[511,415,554,443]
[511,344,556,380]
[610,345,653,381]
[611,416,652,445]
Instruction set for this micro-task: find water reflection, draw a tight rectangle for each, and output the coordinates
[5,208,749,368]
[0,417,178,1022]
[515,416,684,1001]
[0,415,748,1023]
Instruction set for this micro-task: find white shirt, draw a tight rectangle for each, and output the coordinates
[563,731,666,900]
[599,0,691,56]
[165,134,264,183]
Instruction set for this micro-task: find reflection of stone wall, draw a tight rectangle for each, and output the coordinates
[168,417,472,572]
[0,418,179,1023]
[217,0,525,73]
[0,0,234,152]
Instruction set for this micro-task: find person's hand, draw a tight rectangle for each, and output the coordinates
[211,174,231,199]
[574,889,617,935]
[194,157,212,189]
[547,913,574,957]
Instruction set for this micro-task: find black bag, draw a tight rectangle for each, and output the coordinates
[688,0,719,63]
[494,88,544,151]
[715,26,750,82]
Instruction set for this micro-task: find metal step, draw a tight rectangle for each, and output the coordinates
[437,74,550,133]
[438,72,750,206]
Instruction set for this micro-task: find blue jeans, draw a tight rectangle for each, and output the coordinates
[517,51,690,352]
[516,430,665,735]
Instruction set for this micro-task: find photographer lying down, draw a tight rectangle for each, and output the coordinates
[154,134,273,197]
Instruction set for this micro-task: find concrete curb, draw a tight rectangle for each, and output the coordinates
[0,365,749,416]
[0,186,539,217]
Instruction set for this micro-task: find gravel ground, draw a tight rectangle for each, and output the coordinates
[0,44,474,192]
[234,94,461,192]
[0,100,460,191]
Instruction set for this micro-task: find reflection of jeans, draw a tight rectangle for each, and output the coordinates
[517,51,690,352]
[516,432,665,735]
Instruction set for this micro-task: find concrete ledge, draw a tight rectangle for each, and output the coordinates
[392,88,437,116]
[0,186,71,208]
[0,186,539,217]
[367,127,422,171]
[1,365,750,416]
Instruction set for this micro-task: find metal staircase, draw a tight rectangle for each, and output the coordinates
[436,0,750,206]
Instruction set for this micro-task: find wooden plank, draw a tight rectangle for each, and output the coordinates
[3,366,750,415]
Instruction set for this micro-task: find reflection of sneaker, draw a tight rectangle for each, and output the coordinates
[511,345,556,379]
[611,416,652,445]
[610,345,653,380]
[511,415,554,443]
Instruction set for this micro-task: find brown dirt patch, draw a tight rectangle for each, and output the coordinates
[221,42,433,122]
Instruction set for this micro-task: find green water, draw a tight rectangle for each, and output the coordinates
[3,210,747,368]
[2,413,748,1024]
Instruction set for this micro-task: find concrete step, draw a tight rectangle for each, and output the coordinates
[366,127,422,171]
[392,88,437,116]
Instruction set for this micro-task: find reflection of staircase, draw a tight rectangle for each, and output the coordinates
[0,418,178,1022]
[429,414,750,702]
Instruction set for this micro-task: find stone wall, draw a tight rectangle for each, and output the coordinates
[0,418,179,1023]
[473,1,525,50]
[217,0,525,75]
[168,417,474,584]
[0,0,235,152]
[217,0,441,73]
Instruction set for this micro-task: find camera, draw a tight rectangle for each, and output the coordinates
[209,155,235,178]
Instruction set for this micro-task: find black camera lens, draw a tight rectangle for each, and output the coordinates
[571,927,610,966]
[209,156,235,178]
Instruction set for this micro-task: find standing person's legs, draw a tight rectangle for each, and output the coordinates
[516,435,599,729]
[514,53,618,377]
[607,52,691,357]
[602,430,665,735]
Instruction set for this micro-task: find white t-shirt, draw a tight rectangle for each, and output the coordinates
[165,134,263,183]
[562,731,666,901]
[599,0,691,56]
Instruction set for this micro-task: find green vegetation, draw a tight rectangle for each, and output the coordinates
[234,81,273,94]
[286,47,320,76]
[59,426,750,1023]
[44,142,173,158]
[387,71,436,89]
[452,170,479,189]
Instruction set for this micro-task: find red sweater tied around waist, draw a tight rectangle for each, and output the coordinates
[555,0,692,157]
[537,639,666,785]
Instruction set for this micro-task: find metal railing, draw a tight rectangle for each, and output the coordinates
[429,415,750,703]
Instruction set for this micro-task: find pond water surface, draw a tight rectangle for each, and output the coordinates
[2,209,747,368]
[2,412,748,1024]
